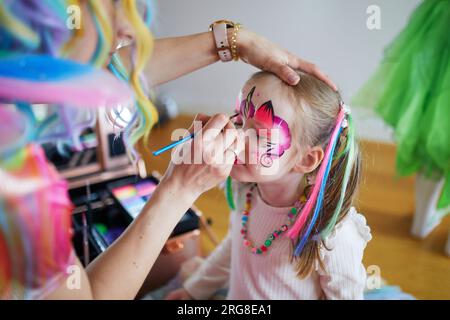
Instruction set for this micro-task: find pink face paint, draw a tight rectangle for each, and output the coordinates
[238,86,292,166]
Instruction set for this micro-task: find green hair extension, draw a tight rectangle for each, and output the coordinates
[226,176,236,210]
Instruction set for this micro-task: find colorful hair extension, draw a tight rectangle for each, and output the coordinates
[61,0,84,57]
[0,0,72,54]
[119,0,159,158]
[0,3,40,50]
[87,0,113,66]
[108,54,140,160]
[0,54,134,110]
[0,0,135,157]
[226,176,236,210]
[321,113,356,238]
[287,107,346,256]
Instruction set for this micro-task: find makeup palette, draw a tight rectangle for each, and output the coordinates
[109,180,157,218]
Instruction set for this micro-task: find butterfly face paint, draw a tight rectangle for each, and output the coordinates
[238,86,292,167]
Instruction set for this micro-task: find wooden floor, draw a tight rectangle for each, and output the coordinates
[145,114,450,300]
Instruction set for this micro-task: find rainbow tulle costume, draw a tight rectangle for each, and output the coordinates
[352,0,450,210]
[0,145,74,299]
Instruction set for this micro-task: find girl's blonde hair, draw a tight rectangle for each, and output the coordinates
[245,71,361,278]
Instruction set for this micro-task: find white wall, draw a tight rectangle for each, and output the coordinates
[151,0,422,142]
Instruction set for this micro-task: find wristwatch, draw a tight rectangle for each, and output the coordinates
[209,20,235,62]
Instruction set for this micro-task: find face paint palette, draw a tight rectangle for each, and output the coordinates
[107,176,198,235]
[70,174,200,266]
[109,179,157,218]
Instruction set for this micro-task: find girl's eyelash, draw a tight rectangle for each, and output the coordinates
[232,117,244,128]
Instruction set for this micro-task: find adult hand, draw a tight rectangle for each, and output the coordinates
[237,28,338,90]
[159,113,244,201]
[165,288,193,300]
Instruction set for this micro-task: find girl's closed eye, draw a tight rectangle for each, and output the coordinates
[232,116,244,128]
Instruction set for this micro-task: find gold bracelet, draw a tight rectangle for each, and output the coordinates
[230,23,242,61]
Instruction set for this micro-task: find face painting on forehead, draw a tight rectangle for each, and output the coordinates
[239,86,292,166]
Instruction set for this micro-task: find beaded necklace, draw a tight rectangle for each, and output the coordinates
[241,184,308,255]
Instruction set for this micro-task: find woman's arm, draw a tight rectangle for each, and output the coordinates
[46,113,242,299]
[46,175,198,300]
[146,28,337,90]
[85,176,198,299]
[146,32,218,86]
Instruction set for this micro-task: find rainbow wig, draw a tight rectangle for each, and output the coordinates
[0,0,159,160]
[108,0,159,161]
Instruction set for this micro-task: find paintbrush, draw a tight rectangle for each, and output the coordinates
[152,113,239,156]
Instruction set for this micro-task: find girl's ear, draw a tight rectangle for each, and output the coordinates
[293,146,324,174]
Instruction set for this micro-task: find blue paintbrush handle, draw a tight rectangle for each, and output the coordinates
[152,132,195,156]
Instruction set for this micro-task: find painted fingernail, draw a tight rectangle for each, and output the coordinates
[288,74,300,84]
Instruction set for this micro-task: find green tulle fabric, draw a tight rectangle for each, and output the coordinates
[352,0,450,209]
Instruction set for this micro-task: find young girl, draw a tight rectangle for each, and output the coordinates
[166,71,371,300]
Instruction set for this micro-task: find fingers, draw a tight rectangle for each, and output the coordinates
[219,120,238,150]
[187,113,210,134]
[193,113,211,124]
[290,56,338,91]
[165,292,178,300]
[202,113,234,140]
[274,63,301,86]
[225,132,245,164]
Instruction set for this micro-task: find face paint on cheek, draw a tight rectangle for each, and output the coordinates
[238,86,292,167]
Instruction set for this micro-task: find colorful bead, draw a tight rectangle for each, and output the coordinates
[241,184,307,256]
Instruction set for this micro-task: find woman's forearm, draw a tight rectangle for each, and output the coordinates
[146,31,219,86]
[85,177,198,299]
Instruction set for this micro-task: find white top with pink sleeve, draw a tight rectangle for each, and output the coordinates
[184,184,372,300]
